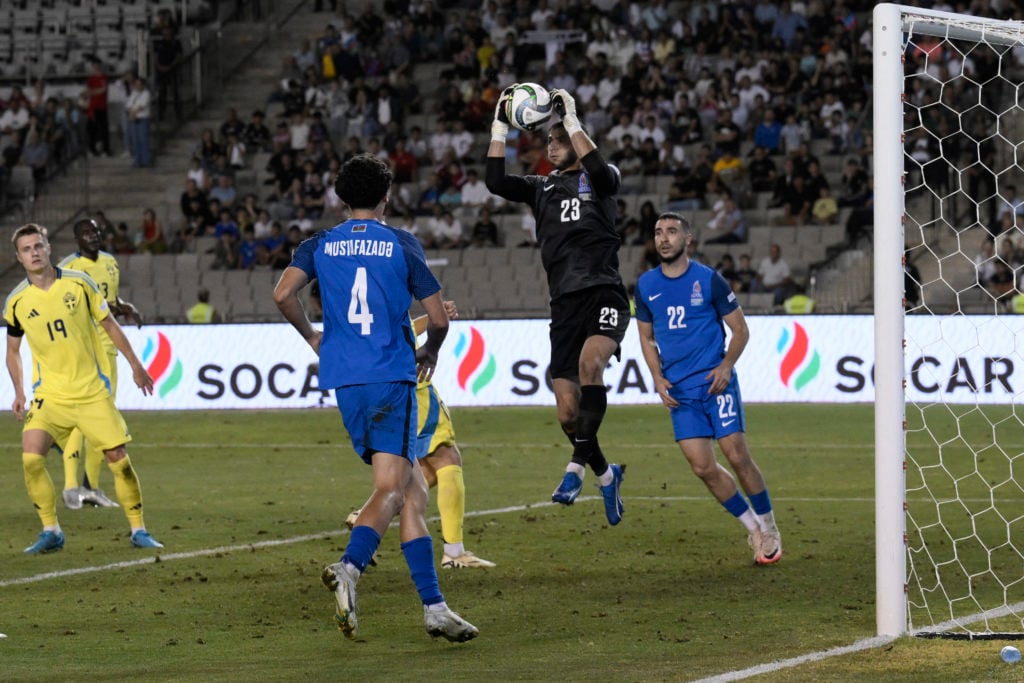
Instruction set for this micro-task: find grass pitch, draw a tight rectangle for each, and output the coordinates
[0,405,1021,681]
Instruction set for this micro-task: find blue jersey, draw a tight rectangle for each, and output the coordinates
[635,260,739,391]
[289,219,441,389]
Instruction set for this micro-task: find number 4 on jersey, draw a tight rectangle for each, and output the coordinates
[348,267,374,335]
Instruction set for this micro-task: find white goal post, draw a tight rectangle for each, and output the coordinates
[875,3,1024,639]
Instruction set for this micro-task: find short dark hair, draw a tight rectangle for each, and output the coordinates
[656,212,691,232]
[73,218,99,237]
[334,154,393,210]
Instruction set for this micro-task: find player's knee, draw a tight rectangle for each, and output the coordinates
[22,452,46,475]
[690,459,719,481]
[104,447,128,463]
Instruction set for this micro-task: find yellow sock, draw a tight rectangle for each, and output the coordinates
[84,441,104,490]
[436,465,465,545]
[23,452,58,527]
[62,429,85,491]
[108,456,144,529]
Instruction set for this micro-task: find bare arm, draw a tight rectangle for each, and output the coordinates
[99,315,154,395]
[113,297,143,328]
[412,299,457,336]
[637,319,677,408]
[6,333,26,419]
[705,307,749,395]
[273,266,321,354]
[414,292,449,384]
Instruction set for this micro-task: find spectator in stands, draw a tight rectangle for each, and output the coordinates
[712,148,745,193]
[238,227,260,269]
[974,236,997,289]
[154,26,184,121]
[748,146,777,193]
[987,261,1016,302]
[19,130,49,182]
[187,289,221,324]
[715,253,741,292]
[138,208,167,254]
[111,223,135,255]
[705,191,748,245]
[783,287,816,314]
[427,206,467,250]
[666,167,706,211]
[225,133,247,170]
[84,58,111,157]
[253,208,274,240]
[779,173,811,226]
[812,187,838,226]
[210,173,238,209]
[244,110,272,154]
[469,207,500,248]
[837,157,870,207]
[126,77,152,167]
[753,108,783,153]
[756,243,796,305]
[711,108,741,159]
[734,254,757,293]
[459,168,496,210]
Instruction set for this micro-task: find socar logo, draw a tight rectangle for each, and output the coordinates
[454,326,496,395]
[777,321,821,392]
[142,331,183,398]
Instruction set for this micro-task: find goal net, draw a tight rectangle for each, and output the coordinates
[875,4,1024,639]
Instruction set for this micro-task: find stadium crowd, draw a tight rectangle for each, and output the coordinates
[7,0,1024,316]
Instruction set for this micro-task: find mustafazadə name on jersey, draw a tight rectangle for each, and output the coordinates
[324,239,395,257]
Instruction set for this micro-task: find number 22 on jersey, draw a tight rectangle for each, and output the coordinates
[348,267,375,335]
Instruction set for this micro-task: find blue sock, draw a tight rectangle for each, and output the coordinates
[342,526,381,573]
[401,536,444,606]
[749,490,773,516]
[722,491,751,518]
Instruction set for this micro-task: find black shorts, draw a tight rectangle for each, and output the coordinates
[549,285,631,381]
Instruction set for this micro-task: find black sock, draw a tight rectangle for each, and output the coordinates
[572,385,609,476]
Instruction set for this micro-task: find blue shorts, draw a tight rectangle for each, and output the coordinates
[668,374,746,441]
[336,381,417,464]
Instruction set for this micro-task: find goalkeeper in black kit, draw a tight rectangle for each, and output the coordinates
[485,85,630,526]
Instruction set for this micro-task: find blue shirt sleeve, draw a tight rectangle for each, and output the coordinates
[634,275,652,323]
[392,228,441,300]
[289,234,319,279]
[711,270,740,317]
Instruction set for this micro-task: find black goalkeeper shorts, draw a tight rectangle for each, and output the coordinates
[548,284,631,381]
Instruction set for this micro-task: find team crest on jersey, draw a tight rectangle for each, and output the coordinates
[690,281,704,306]
[577,172,592,201]
[63,291,79,312]
[352,224,367,233]
[106,263,117,280]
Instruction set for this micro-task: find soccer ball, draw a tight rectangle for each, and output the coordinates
[504,83,553,132]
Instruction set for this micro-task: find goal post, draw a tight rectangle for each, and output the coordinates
[875,3,1024,639]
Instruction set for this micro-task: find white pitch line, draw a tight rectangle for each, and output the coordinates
[0,500,562,589]
[688,635,899,683]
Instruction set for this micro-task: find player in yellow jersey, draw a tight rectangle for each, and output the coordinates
[346,301,494,569]
[56,218,143,510]
[4,224,163,553]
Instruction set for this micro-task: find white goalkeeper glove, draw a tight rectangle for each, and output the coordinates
[491,84,517,143]
[550,88,582,135]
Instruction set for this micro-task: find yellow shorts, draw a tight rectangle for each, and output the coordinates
[415,383,455,460]
[25,394,132,452]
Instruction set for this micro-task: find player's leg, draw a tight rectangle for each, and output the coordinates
[77,397,162,548]
[551,377,587,503]
[709,376,781,564]
[325,382,417,638]
[677,437,761,533]
[82,355,118,505]
[718,432,781,565]
[398,459,478,642]
[60,428,85,509]
[22,427,66,553]
[417,384,494,568]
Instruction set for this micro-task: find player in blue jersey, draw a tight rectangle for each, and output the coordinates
[634,212,782,565]
[486,85,628,526]
[272,154,478,642]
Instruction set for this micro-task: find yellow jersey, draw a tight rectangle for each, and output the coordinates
[57,251,121,356]
[3,268,114,402]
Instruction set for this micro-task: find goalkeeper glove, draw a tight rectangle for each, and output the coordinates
[550,88,582,136]
[491,84,517,143]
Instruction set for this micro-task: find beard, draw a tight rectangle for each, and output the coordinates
[553,149,578,171]
[658,244,686,264]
